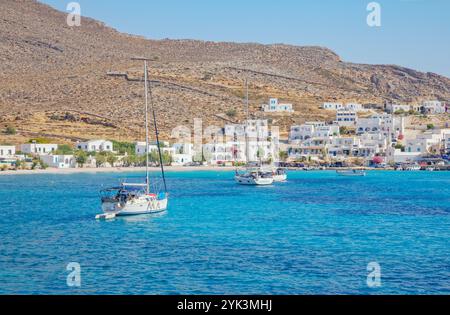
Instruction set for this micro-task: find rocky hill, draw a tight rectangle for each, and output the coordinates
[1,0,449,144]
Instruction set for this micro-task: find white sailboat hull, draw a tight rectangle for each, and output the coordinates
[273,174,287,182]
[234,175,274,185]
[102,197,168,216]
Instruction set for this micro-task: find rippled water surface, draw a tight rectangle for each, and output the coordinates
[0,171,449,294]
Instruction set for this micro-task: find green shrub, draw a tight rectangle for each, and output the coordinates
[5,126,16,135]
[111,140,135,155]
[225,109,237,118]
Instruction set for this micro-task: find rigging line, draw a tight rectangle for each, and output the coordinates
[147,64,168,193]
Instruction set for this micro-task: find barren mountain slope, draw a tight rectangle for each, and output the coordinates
[1,0,449,144]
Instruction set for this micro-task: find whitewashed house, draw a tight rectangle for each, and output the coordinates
[40,155,76,169]
[289,122,339,142]
[422,100,446,114]
[203,142,235,164]
[20,143,58,155]
[171,143,195,166]
[327,137,359,158]
[135,142,175,157]
[77,140,113,153]
[323,102,344,110]
[224,124,246,139]
[345,103,365,112]
[356,114,405,141]
[404,129,450,154]
[444,132,450,153]
[386,104,412,114]
[386,147,421,164]
[203,139,274,165]
[262,98,294,113]
[336,110,358,127]
[0,145,15,158]
[246,120,270,140]
[323,102,365,112]
[289,124,315,142]
[359,133,388,153]
[314,125,340,138]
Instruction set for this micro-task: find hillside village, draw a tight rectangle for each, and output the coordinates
[0,1,449,172]
[1,98,449,172]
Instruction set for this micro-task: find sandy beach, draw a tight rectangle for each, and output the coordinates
[0,166,237,176]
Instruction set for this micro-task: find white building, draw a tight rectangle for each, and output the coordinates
[404,129,450,154]
[345,103,364,112]
[77,140,113,153]
[224,124,246,138]
[359,133,388,153]
[323,102,344,110]
[171,143,195,166]
[386,148,421,164]
[288,138,328,161]
[336,110,357,127]
[444,133,450,153]
[0,145,15,158]
[422,100,446,114]
[356,114,404,141]
[289,124,315,142]
[327,137,359,158]
[323,102,365,112]
[20,143,58,155]
[262,98,294,113]
[289,122,339,142]
[135,142,175,157]
[172,154,193,166]
[40,155,76,169]
[203,139,274,165]
[386,104,412,114]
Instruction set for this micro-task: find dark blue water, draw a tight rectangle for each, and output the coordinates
[0,171,449,294]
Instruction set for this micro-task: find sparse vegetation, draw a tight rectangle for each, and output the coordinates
[279,150,288,162]
[148,150,172,166]
[55,144,74,155]
[395,144,405,152]
[5,126,16,135]
[28,138,52,144]
[111,140,135,155]
[225,109,237,118]
[74,150,88,168]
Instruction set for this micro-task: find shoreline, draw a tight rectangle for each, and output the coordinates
[1,166,447,176]
[0,166,236,176]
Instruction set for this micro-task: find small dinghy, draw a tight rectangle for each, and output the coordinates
[336,169,367,177]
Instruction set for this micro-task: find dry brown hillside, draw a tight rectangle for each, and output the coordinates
[1,0,449,144]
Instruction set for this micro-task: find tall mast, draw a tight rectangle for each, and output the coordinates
[144,60,150,193]
[148,70,168,194]
[132,57,168,194]
[245,79,250,164]
[132,57,150,193]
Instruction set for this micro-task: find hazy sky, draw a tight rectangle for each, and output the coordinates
[41,0,450,77]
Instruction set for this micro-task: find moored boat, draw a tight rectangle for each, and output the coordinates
[98,58,168,219]
[336,169,367,177]
[235,167,274,185]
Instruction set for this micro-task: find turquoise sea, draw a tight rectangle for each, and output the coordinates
[0,171,449,294]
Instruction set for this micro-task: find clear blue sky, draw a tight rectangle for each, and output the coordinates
[41,0,450,77]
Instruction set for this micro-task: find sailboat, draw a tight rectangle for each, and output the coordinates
[234,80,274,186]
[96,58,168,219]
